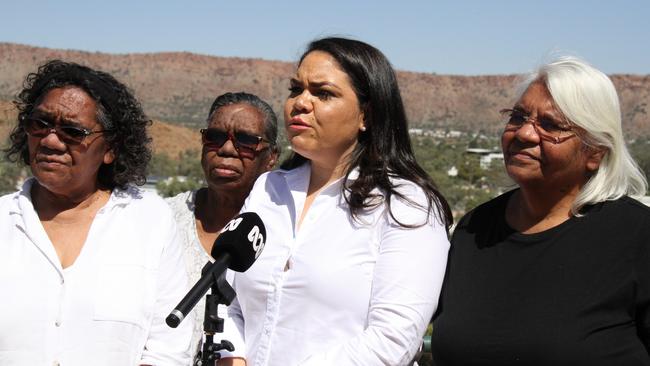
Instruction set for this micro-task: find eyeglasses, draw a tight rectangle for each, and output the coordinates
[22,116,111,145]
[500,108,576,144]
[200,128,271,159]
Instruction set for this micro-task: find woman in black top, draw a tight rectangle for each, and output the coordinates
[431,57,649,366]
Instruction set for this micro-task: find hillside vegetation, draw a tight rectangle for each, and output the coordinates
[1,42,648,139]
[1,43,648,211]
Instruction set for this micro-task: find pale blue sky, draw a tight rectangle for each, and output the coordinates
[2,0,648,75]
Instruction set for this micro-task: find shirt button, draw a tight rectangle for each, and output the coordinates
[55,320,61,327]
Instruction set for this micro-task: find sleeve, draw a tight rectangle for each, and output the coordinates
[302,186,450,365]
[140,211,194,365]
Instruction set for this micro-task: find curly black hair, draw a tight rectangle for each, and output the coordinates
[4,59,152,190]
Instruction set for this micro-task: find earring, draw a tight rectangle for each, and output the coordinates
[360,126,367,132]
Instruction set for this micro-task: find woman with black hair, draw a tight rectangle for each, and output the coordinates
[220,37,452,366]
[166,92,279,361]
[0,60,192,365]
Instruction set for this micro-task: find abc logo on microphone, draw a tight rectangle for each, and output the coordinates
[221,214,266,259]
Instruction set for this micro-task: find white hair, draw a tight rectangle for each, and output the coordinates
[522,56,647,214]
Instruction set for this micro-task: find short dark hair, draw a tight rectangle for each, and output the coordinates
[281,37,452,230]
[4,59,151,189]
[208,92,279,153]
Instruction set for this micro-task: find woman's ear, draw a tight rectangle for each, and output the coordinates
[359,103,370,132]
[103,149,116,165]
[266,157,277,170]
[585,146,606,172]
[265,148,279,170]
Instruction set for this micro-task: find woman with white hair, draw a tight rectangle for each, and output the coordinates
[431,57,649,365]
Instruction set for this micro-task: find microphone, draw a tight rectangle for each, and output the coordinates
[166,212,266,328]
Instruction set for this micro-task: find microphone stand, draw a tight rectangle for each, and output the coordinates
[195,263,237,366]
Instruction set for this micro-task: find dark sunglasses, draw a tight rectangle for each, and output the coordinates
[22,116,111,145]
[200,128,271,158]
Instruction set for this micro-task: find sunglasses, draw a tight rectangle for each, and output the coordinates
[22,116,111,145]
[200,128,271,159]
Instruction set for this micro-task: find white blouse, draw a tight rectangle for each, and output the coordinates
[224,163,450,366]
[166,189,237,361]
[166,190,211,357]
[0,179,193,365]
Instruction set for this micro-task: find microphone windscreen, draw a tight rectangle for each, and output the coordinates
[211,212,266,272]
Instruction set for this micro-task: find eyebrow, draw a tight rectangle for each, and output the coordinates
[31,109,85,126]
[290,77,341,90]
[205,126,263,136]
[511,105,526,113]
[511,105,563,119]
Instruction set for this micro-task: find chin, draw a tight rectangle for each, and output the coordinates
[34,180,74,196]
[209,177,242,189]
[289,137,313,153]
[505,166,543,186]
[33,172,69,189]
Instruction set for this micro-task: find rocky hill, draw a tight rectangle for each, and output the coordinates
[1,42,648,140]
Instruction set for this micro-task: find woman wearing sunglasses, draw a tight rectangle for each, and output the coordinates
[219,37,452,366]
[0,60,193,365]
[165,92,279,361]
[431,57,650,365]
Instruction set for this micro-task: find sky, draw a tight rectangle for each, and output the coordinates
[2,0,649,75]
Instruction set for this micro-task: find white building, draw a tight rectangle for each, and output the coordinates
[480,153,504,169]
[465,148,504,170]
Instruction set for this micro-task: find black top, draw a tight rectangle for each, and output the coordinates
[431,191,650,366]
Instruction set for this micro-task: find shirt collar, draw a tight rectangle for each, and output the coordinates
[279,163,362,210]
[280,162,360,188]
[12,177,136,216]
[11,178,35,216]
[102,185,137,212]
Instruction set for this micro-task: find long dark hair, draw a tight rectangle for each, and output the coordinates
[281,37,453,230]
[5,60,151,190]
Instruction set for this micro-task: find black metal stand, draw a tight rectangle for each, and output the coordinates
[194,263,237,366]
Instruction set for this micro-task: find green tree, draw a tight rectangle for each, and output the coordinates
[148,148,204,197]
[176,149,203,179]
[411,132,511,220]
[156,177,202,198]
[148,152,176,177]
[0,160,23,195]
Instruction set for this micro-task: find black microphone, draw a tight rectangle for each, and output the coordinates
[166,212,266,328]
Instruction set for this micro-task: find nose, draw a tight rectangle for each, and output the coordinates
[216,133,240,157]
[291,91,312,114]
[38,128,67,149]
[513,120,541,143]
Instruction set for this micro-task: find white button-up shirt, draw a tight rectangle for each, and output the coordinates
[224,164,450,365]
[0,179,193,365]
